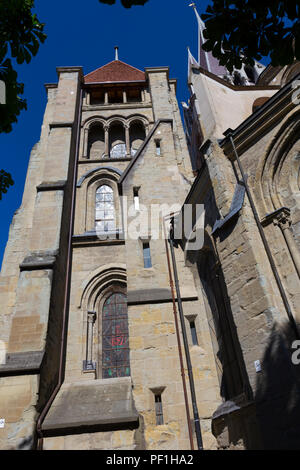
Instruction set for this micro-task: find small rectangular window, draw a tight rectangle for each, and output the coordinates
[133,187,140,211]
[143,242,152,268]
[155,394,164,425]
[190,320,198,346]
[155,140,161,156]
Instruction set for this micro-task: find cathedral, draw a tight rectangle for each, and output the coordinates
[0,5,300,450]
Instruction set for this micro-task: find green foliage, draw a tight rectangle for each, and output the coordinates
[202,0,300,71]
[0,0,46,65]
[0,170,14,200]
[0,0,46,133]
[0,59,27,134]
[0,0,46,199]
[99,0,149,8]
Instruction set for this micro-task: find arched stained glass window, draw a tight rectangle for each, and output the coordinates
[102,292,130,379]
[95,185,115,232]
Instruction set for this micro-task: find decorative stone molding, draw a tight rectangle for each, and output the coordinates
[273,208,292,231]
[262,207,300,279]
[261,207,291,228]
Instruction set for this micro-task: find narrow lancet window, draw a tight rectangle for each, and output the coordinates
[155,140,161,156]
[155,394,164,425]
[133,187,140,211]
[190,320,198,346]
[143,242,152,268]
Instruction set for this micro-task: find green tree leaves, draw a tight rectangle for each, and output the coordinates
[0,0,46,199]
[99,0,149,8]
[201,0,300,71]
[0,1,46,65]
[0,170,14,201]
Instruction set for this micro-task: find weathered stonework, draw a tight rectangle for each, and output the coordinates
[0,58,222,451]
[1,22,300,449]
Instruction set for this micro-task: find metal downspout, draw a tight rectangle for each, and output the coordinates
[163,220,194,450]
[225,130,299,340]
[166,216,204,450]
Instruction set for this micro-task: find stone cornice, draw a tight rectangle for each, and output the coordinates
[56,66,84,81]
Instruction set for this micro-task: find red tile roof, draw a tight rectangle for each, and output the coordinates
[84,60,145,84]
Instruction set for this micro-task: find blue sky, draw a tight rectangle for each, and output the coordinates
[0,0,209,265]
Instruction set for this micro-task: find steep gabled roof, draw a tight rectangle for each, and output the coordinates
[84,60,146,84]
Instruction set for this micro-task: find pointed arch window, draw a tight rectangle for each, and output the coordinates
[95,185,115,232]
[102,292,130,379]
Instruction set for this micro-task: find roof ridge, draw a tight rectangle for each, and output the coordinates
[114,60,144,74]
[84,60,115,78]
[84,60,144,79]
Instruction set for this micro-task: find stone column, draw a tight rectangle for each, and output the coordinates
[86,91,90,105]
[83,127,89,158]
[104,125,109,158]
[85,311,96,370]
[104,91,109,105]
[123,90,127,104]
[273,208,300,279]
[125,124,130,157]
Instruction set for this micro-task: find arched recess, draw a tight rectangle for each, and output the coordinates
[257,109,300,236]
[87,122,105,159]
[81,117,107,159]
[109,120,127,158]
[129,119,146,156]
[186,230,250,401]
[79,265,129,379]
[281,62,300,87]
[75,167,122,235]
[255,110,300,312]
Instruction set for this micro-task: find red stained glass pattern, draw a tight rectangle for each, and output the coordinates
[102,292,130,379]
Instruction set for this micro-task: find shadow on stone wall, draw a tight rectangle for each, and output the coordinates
[255,321,300,449]
[212,321,300,449]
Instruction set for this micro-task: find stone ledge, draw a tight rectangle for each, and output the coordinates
[42,377,139,435]
[49,122,74,129]
[212,394,254,421]
[20,251,58,271]
[36,180,66,192]
[127,288,198,305]
[72,231,125,247]
[0,350,44,376]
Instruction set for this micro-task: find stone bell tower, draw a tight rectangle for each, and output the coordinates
[0,52,222,450]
